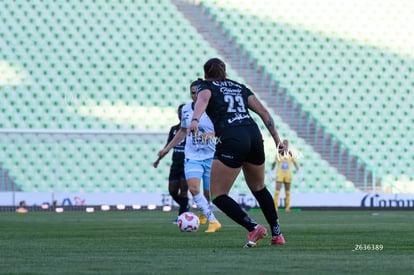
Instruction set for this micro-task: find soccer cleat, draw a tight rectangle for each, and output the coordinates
[243,225,267,248]
[205,221,222,233]
[172,217,178,224]
[270,234,286,246]
[198,212,208,225]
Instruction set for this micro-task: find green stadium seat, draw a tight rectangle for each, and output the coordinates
[1,0,411,195]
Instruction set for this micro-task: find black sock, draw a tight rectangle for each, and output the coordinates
[171,194,188,215]
[177,197,189,215]
[213,195,257,231]
[252,187,282,236]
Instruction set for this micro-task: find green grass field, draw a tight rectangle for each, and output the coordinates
[0,210,413,274]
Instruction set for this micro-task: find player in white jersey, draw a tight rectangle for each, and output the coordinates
[180,102,215,162]
[158,79,221,233]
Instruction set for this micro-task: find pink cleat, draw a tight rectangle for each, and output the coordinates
[270,234,286,246]
[243,225,268,248]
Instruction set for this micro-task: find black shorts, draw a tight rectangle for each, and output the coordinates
[215,124,265,168]
[168,163,185,182]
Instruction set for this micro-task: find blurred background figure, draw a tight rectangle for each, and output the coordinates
[271,139,301,213]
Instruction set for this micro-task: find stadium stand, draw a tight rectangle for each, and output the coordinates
[198,0,413,192]
[1,0,411,195]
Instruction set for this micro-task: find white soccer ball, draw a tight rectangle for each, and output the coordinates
[177,212,200,232]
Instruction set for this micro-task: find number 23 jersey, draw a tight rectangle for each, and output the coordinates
[197,79,256,135]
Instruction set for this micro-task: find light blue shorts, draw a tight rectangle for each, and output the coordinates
[184,158,213,191]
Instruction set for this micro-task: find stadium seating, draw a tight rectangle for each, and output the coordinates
[200,0,413,190]
[3,0,409,194]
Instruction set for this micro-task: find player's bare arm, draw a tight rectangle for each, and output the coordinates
[247,95,283,149]
[293,160,300,171]
[188,89,211,135]
[158,128,186,158]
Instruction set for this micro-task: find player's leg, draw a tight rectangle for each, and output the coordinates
[202,162,211,202]
[210,159,268,244]
[243,162,283,241]
[187,177,219,229]
[211,125,271,246]
[274,181,283,211]
[242,126,285,246]
[168,166,181,204]
[177,178,189,214]
[168,180,183,214]
[243,163,285,246]
[198,182,211,225]
[284,182,291,212]
[168,180,180,204]
[168,180,184,224]
[169,167,189,216]
[203,189,210,202]
[185,159,219,231]
[210,159,252,226]
[201,158,221,232]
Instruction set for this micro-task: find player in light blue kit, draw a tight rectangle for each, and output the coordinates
[158,79,221,233]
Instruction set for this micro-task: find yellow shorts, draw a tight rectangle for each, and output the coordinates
[276,172,292,183]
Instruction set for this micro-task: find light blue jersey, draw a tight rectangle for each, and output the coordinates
[181,102,216,161]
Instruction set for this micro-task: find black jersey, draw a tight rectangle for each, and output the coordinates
[167,124,185,166]
[197,79,256,135]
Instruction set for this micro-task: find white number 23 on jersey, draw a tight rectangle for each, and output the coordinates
[224,95,246,113]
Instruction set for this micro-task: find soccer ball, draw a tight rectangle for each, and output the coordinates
[177,212,200,232]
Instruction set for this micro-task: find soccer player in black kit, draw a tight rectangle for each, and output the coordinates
[188,58,286,247]
[154,104,189,223]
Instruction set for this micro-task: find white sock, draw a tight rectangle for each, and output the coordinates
[193,192,217,222]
